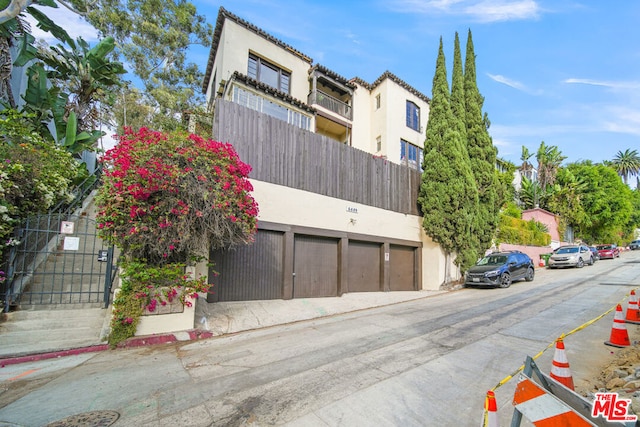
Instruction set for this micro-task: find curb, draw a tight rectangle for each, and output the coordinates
[0,329,214,367]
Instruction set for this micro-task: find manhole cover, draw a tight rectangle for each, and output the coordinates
[45,411,120,427]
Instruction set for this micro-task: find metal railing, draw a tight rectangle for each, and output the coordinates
[307,90,352,120]
[1,166,117,310]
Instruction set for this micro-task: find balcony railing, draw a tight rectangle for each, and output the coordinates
[308,90,352,120]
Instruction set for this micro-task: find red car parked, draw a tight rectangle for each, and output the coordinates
[596,244,620,259]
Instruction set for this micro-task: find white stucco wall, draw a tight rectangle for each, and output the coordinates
[207,19,312,104]
[251,179,454,290]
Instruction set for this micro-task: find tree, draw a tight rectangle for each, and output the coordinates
[0,109,80,259]
[70,0,214,131]
[612,148,640,186]
[536,141,565,190]
[1,0,74,108]
[96,127,259,345]
[2,0,213,131]
[96,127,259,263]
[22,36,125,153]
[496,157,516,205]
[419,38,478,280]
[463,29,500,253]
[546,167,588,241]
[519,146,534,176]
[562,161,633,243]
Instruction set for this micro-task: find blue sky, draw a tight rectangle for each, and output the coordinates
[31,1,640,166]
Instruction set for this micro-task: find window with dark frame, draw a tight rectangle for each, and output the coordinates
[400,139,423,171]
[375,94,381,109]
[406,100,420,131]
[248,53,291,94]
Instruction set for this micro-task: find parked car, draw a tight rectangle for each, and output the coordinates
[588,246,600,262]
[630,240,640,251]
[548,244,594,269]
[596,244,620,259]
[464,251,535,288]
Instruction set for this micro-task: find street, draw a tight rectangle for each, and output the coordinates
[1,250,640,426]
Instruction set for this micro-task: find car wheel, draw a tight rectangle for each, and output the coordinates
[577,258,584,268]
[499,272,511,288]
[525,267,535,282]
[589,256,594,266]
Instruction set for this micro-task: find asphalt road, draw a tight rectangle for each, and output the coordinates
[1,250,639,427]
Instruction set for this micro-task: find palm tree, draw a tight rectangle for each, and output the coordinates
[612,149,640,185]
[519,146,534,177]
[536,141,566,190]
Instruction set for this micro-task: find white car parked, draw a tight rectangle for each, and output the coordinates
[548,244,594,269]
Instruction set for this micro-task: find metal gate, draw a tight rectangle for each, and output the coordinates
[2,212,117,310]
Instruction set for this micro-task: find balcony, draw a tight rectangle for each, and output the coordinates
[308,89,352,121]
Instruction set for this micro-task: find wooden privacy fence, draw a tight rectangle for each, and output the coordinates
[212,99,422,215]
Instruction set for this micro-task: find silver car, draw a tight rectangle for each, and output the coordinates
[548,244,594,269]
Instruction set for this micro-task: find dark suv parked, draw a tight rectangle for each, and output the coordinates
[631,240,640,251]
[464,251,535,288]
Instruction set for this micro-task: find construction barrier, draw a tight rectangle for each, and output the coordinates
[481,289,639,427]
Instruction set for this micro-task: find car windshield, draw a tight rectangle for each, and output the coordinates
[477,255,507,266]
[556,247,578,254]
[597,245,612,250]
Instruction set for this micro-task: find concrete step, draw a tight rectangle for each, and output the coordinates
[0,307,110,358]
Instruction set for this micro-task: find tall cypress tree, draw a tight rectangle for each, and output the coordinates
[451,32,480,267]
[451,32,467,140]
[419,38,478,282]
[463,29,500,254]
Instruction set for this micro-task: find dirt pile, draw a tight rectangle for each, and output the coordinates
[576,344,640,417]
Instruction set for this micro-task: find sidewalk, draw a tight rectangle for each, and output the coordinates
[0,289,449,366]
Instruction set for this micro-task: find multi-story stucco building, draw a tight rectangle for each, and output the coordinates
[201,7,456,301]
[202,8,430,170]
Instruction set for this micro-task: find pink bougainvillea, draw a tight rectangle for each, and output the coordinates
[97,128,259,347]
[96,127,259,264]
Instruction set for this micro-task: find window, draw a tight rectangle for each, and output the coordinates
[233,86,311,130]
[400,139,423,171]
[376,136,381,152]
[375,94,381,109]
[248,53,291,93]
[406,101,420,131]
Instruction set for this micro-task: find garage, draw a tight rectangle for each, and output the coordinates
[389,244,416,291]
[208,223,421,302]
[347,240,382,292]
[208,229,284,302]
[293,235,339,298]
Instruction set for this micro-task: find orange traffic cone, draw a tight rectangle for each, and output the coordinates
[625,290,640,324]
[484,390,499,427]
[550,338,575,390]
[605,304,631,348]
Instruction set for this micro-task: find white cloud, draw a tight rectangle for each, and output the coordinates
[465,0,541,22]
[386,0,542,22]
[487,73,528,91]
[601,106,640,136]
[564,78,640,90]
[25,5,98,44]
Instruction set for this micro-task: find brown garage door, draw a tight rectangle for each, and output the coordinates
[293,235,338,298]
[208,229,284,302]
[389,245,415,291]
[347,241,382,292]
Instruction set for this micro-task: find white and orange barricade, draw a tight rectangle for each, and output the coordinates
[513,374,592,426]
